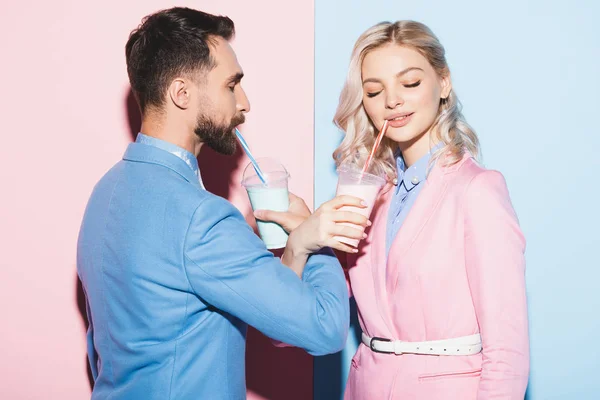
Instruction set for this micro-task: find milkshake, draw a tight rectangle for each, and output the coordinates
[242,158,290,249]
[334,164,386,247]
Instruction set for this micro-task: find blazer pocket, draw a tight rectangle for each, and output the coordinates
[418,368,482,382]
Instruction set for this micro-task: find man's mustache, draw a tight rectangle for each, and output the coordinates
[230,114,245,127]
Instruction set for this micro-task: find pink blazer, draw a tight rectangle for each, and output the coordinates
[344,154,529,400]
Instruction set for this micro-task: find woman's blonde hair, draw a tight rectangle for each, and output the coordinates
[333,21,480,181]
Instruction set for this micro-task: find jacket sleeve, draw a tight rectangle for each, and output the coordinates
[464,170,530,399]
[182,196,349,356]
[82,285,98,381]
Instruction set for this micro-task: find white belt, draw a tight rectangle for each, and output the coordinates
[362,332,482,356]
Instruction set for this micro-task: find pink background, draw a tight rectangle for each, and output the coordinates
[0,1,314,399]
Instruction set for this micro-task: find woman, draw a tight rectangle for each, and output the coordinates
[333,21,529,399]
[257,20,529,400]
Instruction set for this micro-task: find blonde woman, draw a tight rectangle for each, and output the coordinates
[257,20,529,400]
[333,21,529,399]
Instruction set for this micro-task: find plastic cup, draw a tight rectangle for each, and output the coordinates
[242,158,290,249]
[334,163,386,247]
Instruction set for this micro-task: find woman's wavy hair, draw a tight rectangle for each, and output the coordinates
[333,21,480,180]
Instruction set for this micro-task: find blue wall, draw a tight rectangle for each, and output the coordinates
[313,1,600,399]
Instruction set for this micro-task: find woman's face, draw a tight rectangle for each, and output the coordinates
[361,44,451,148]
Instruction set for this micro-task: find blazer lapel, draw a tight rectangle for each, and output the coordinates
[368,184,396,337]
[386,154,471,294]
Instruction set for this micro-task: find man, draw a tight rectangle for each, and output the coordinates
[77,7,368,400]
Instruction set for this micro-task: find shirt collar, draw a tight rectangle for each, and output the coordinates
[135,133,204,189]
[395,142,443,192]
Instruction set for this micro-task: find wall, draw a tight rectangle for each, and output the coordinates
[313,1,600,399]
[0,1,315,399]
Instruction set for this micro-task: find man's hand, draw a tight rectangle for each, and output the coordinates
[254,192,311,233]
[256,193,370,278]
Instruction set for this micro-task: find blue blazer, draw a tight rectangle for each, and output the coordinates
[77,143,349,399]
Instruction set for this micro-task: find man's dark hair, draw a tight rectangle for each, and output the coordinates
[125,7,234,114]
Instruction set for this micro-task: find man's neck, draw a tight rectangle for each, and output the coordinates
[140,118,203,157]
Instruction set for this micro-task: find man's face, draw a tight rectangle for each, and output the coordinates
[194,37,250,155]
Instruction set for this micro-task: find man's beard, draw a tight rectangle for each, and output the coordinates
[194,113,245,156]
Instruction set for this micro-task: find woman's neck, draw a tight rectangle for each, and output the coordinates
[397,130,438,168]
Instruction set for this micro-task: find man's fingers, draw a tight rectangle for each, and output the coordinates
[331,224,366,241]
[331,211,370,227]
[323,195,367,211]
[254,210,304,233]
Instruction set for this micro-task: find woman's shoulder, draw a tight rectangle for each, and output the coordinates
[444,155,510,202]
[453,157,514,212]
[452,155,504,183]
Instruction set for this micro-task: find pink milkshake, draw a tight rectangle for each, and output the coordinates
[334,164,386,247]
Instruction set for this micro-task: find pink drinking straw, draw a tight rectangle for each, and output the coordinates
[361,119,389,175]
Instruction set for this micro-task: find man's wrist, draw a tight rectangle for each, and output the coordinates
[282,236,310,277]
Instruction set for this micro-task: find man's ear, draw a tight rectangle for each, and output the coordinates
[168,78,191,110]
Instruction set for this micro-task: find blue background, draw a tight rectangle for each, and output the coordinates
[313,1,600,399]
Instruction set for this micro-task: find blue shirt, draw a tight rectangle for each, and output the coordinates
[386,145,440,256]
[136,132,205,189]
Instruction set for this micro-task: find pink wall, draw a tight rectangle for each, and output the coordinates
[0,1,314,399]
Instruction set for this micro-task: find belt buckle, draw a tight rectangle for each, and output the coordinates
[369,336,391,354]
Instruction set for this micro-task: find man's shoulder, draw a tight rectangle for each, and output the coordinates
[189,192,244,222]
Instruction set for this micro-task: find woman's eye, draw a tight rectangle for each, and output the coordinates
[404,81,421,88]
